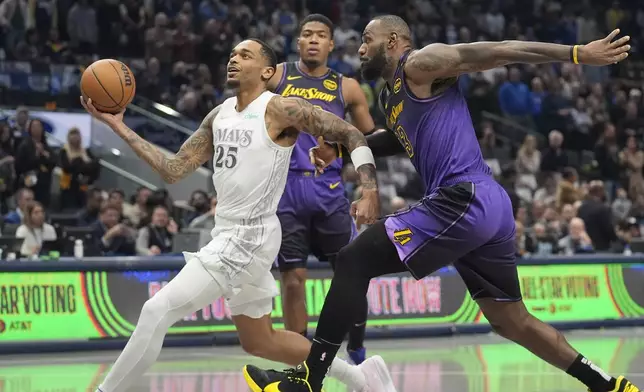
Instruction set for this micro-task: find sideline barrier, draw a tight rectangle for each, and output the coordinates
[1,256,644,353]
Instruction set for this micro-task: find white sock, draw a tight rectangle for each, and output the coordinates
[329,357,367,391]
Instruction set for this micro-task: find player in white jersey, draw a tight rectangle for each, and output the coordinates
[80,38,395,392]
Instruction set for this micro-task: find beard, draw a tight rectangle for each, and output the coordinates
[360,43,387,81]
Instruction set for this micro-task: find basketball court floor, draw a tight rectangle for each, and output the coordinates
[1,328,643,392]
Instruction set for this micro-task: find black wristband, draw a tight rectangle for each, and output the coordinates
[569,45,574,63]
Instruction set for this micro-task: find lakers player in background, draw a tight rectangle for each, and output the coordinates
[268,14,382,365]
[81,38,393,392]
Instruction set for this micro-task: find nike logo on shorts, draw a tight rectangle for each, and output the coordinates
[329,182,341,189]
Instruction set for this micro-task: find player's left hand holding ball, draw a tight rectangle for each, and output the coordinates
[80,97,125,128]
[351,187,380,229]
[578,29,630,65]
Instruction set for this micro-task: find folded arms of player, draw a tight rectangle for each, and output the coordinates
[405,29,630,84]
[81,97,220,184]
[267,95,380,226]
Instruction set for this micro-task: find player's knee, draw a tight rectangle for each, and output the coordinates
[138,297,166,329]
[484,302,531,341]
[334,246,367,279]
[282,270,306,299]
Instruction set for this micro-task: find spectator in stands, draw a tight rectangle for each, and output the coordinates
[172,13,200,64]
[620,135,644,200]
[498,68,532,127]
[515,220,534,257]
[532,222,558,256]
[540,81,572,134]
[188,195,217,231]
[138,57,164,102]
[0,0,29,56]
[92,204,135,256]
[136,204,177,255]
[594,122,621,199]
[4,187,33,224]
[540,130,567,174]
[108,189,126,214]
[145,13,173,71]
[0,122,16,157]
[16,201,56,258]
[529,77,547,119]
[271,1,297,35]
[9,106,30,141]
[66,0,98,55]
[478,124,503,177]
[560,203,577,236]
[184,190,210,226]
[533,174,557,206]
[0,124,15,214]
[577,181,618,252]
[124,186,152,227]
[555,167,580,211]
[15,119,55,207]
[558,217,594,255]
[59,128,100,210]
[14,29,40,62]
[612,187,633,223]
[515,134,541,201]
[77,186,103,226]
[334,18,360,48]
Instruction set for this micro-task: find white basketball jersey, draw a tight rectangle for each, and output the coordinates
[211,91,293,224]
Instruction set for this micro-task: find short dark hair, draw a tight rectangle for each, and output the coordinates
[247,38,278,69]
[299,14,334,37]
[373,15,412,42]
[109,188,125,198]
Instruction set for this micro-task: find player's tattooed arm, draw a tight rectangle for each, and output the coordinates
[268,96,377,190]
[113,106,219,184]
[405,29,630,83]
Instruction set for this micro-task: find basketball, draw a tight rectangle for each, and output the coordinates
[80,59,136,113]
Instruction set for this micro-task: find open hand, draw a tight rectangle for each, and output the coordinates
[80,97,125,127]
[579,29,630,66]
[309,136,338,175]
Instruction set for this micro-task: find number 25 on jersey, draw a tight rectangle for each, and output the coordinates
[215,145,238,168]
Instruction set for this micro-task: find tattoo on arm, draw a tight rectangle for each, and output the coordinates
[270,96,368,152]
[269,96,377,190]
[114,106,219,183]
[407,41,572,81]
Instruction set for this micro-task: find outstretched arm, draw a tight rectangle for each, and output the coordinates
[405,29,630,84]
[267,96,377,190]
[82,97,220,184]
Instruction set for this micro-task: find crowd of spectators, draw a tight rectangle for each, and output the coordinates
[2,0,644,259]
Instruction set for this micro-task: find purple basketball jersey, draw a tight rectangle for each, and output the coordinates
[379,51,492,194]
[274,62,346,175]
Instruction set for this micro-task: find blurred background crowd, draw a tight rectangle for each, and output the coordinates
[1,0,644,260]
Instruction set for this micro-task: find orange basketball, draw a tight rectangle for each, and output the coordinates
[81,59,136,113]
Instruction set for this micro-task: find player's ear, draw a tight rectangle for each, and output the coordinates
[388,33,397,49]
[261,66,276,82]
[296,37,302,53]
[329,39,335,53]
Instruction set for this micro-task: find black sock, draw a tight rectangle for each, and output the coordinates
[306,337,341,387]
[300,329,308,339]
[566,354,616,392]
